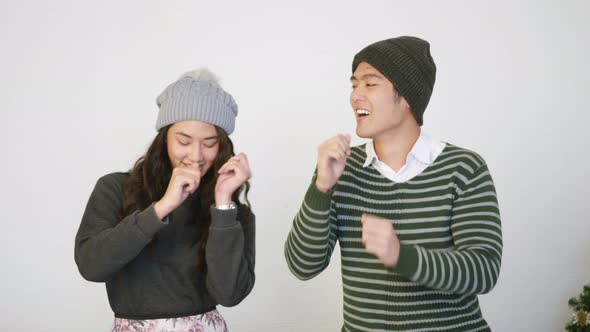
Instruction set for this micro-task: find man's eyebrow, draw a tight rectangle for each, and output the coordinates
[350,73,384,81]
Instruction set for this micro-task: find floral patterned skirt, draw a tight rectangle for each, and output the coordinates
[111,309,228,332]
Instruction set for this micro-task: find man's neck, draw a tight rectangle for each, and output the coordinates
[373,124,421,172]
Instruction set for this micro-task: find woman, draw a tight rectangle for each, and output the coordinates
[75,69,255,332]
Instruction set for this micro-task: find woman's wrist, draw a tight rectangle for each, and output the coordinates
[154,200,173,220]
[215,198,232,207]
[214,192,233,207]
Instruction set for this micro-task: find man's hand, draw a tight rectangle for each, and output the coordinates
[361,213,401,268]
[315,134,351,192]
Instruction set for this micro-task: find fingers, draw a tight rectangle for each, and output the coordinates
[325,148,348,162]
[334,134,352,156]
[343,133,351,144]
[218,157,238,174]
[361,213,400,268]
[319,134,352,162]
[159,165,202,213]
[321,134,351,150]
[214,153,252,201]
[235,152,249,165]
[337,134,352,154]
[362,215,396,237]
[218,153,252,180]
[176,163,201,177]
[334,134,351,155]
[362,214,390,246]
[172,166,201,194]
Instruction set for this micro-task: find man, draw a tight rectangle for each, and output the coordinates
[284,36,502,331]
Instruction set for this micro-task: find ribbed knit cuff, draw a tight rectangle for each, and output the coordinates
[304,181,333,212]
[136,203,168,237]
[210,206,239,228]
[394,244,420,280]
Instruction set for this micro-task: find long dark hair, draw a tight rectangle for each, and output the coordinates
[118,124,250,273]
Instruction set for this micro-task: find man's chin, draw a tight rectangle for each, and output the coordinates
[355,128,372,139]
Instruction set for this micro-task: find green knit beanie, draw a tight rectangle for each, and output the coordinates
[352,36,436,126]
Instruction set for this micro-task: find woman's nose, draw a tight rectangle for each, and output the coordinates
[188,146,202,164]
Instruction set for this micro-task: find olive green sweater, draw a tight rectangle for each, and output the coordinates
[285,144,502,331]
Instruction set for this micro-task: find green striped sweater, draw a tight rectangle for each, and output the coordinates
[285,144,502,331]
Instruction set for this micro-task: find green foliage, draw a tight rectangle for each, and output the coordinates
[566,285,590,332]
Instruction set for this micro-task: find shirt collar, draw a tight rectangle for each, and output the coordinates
[363,141,377,167]
[363,130,434,167]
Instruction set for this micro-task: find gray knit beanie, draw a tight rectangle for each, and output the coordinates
[352,36,436,126]
[155,68,238,134]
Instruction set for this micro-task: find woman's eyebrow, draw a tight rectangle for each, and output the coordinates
[175,132,218,141]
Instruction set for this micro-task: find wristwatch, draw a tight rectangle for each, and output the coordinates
[215,201,237,210]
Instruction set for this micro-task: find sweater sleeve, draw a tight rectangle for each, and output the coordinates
[74,174,167,282]
[394,162,503,295]
[284,178,339,280]
[205,205,256,307]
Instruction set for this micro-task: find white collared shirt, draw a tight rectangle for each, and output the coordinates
[363,131,446,183]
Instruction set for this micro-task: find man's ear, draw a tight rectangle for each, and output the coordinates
[400,96,411,112]
[400,97,419,124]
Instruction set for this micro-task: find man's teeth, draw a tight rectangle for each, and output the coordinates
[356,109,370,116]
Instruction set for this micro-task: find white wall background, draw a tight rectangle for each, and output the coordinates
[1,0,588,331]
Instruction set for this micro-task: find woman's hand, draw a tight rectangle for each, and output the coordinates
[215,153,251,206]
[154,164,201,219]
